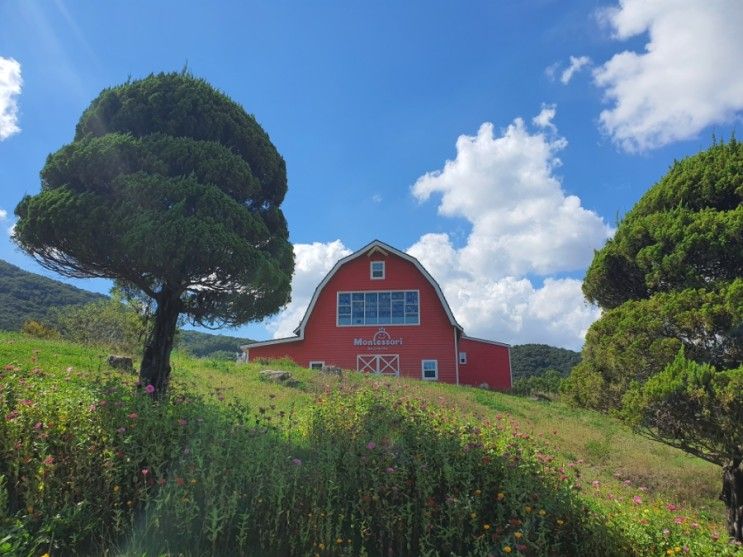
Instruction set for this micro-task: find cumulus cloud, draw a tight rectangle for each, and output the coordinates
[0,209,7,221]
[407,109,612,349]
[0,57,22,140]
[264,240,352,338]
[411,111,612,279]
[593,0,743,152]
[560,55,591,84]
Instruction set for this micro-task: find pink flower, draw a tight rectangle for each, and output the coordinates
[145,384,156,394]
[366,441,376,450]
[178,418,188,427]
[386,466,396,474]
[666,503,677,511]
[691,522,700,529]
[43,455,54,466]
[128,412,138,420]
[117,427,126,434]
[5,410,19,421]
[632,495,642,505]
[674,516,685,524]
[141,468,149,476]
[33,422,43,430]
[292,458,302,466]
[592,480,601,489]
[623,479,632,486]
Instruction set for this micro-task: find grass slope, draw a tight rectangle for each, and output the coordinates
[0,332,736,555]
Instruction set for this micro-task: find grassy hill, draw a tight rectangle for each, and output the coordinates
[0,332,736,556]
[0,259,104,331]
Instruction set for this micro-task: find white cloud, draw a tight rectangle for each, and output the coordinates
[372,193,383,204]
[532,103,557,131]
[407,109,612,350]
[593,0,743,152]
[411,111,612,279]
[0,57,22,141]
[0,209,7,221]
[264,240,352,338]
[560,55,591,84]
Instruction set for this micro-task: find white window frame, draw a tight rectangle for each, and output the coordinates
[459,352,467,365]
[309,361,324,370]
[336,289,420,327]
[421,359,438,381]
[370,260,385,280]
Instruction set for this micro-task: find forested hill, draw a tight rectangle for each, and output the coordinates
[0,259,104,331]
[510,343,581,379]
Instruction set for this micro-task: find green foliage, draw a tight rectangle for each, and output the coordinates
[563,280,743,410]
[0,259,103,331]
[45,293,147,354]
[621,351,743,467]
[176,330,251,359]
[566,141,743,411]
[511,369,563,397]
[510,344,581,380]
[583,140,742,309]
[20,320,59,339]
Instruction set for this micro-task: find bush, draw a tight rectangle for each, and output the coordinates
[511,369,563,397]
[20,320,58,339]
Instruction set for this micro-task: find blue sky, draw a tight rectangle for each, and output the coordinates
[1,1,741,349]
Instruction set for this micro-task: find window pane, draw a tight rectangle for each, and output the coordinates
[352,300,364,324]
[338,293,350,305]
[352,293,364,302]
[378,292,391,323]
[338,315,351,325]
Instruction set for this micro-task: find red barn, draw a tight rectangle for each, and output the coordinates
[241,240,512,389]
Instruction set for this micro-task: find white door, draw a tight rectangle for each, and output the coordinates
[357,354,400,376]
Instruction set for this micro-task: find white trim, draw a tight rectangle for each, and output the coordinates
[507,345,513,388]
[357,354,400,376]
[336,289,420,327]
[459,351,467,365]
[293,240,463,336]
[454,329,460,386]
[240,336,303,350]
[370,260,385,280]
[421,359,438,381]
[309,360,324,370]
[460,335,511,348]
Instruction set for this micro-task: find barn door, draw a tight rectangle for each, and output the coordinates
[357,354,400,376]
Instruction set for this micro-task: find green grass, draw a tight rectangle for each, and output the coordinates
[0,332,738,556]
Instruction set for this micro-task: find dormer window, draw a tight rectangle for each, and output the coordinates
[370,260,385,280]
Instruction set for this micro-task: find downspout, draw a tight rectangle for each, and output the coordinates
[454,328,460,386]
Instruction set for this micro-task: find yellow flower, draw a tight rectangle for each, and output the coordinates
[524,506,532,513]
[113,485,120,493]
[674,548,681,554]
[514,531,523,540]
[666,550,673,556]
[539,509,546,516]
[475,489,481,496]
[503,546,512,554]
[497,492,506,501]
[318,543,325,550]
[557,519,565,526]
[483,524,491,530]
[336,538,343,545]
[470,512,477,519]
[40,554,50,557]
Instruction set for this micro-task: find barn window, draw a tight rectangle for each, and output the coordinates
[370,261,385,280]
[309,361,324,370]
[337,290,419,326]
[459,352,467,365]
[421,360,438,380]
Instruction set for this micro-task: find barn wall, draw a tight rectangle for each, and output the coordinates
[458,337,512,390]
[247,250,457,383]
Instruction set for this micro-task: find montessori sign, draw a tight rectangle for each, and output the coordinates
[353,327,403,347]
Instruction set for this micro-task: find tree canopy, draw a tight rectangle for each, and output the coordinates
[564,140,743,410]
[13,72,294,394]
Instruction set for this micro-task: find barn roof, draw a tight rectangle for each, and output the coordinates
[242,239,463,349]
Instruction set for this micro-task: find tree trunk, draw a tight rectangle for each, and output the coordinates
[720,458,743,542]
[139,288,181,398]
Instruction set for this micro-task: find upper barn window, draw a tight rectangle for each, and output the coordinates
[337,290,419,326]
[370,261,385,280]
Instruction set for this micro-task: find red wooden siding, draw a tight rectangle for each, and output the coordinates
[458,337,511,390]
[244,241,512,389]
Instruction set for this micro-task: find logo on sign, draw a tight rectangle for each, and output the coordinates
[353,328,403,348]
